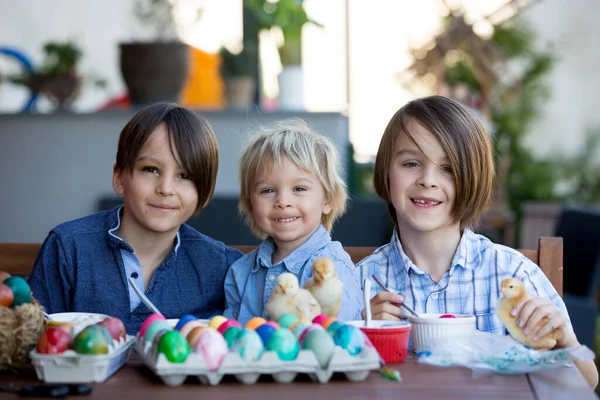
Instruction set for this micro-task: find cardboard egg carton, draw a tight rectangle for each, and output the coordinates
[29,335,136,383]
[134,338,382,386]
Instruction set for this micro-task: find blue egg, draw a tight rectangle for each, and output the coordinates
[255,323,277,346]
[333,324,364,356]
[232,329,264,362]
[175,314,197,331]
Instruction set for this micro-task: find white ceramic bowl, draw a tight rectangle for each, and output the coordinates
[407,313,476,353]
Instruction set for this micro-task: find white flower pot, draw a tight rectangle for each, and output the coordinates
[278,65,304,110]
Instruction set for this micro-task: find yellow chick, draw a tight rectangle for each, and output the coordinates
[495,278,563,350]
[304,257,344,317]
[266,273,322,321]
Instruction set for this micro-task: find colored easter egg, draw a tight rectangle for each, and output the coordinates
[143,320,172,343]
[0,283,14,307]
[92,325,113,345]
[265,320,280,329]
[0,271,10,282]
[208,315,228,330]
[222,326,242,348]
[298,323,325,346]
[194,328,228,371]
[232,329,264,362]
[73,326,109,355]
[217,319,242,335]
[321,317,338,330]
[151,329,169,355]
[266,329,300,361]
[292,321,312,338]
[302,329,336,368]
[326,321,342,337]
[440,314,456,318]
[245,316,266,330]
[3,276,31,306]
[158,331,190,363]
[179,320,205,338]
[36,327,71,354]
[312,314,330,326]
[175,314,198,331]
[97,317,126,341]
[255,323,277,347]
[277,313,299,330]
[139,314,167,338]
[333,324,364,356]
[186,325,209,347]
[289,318,311,332]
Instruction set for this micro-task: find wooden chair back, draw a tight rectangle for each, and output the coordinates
[0,237,563,296]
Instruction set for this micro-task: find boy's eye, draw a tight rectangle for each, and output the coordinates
[142,166,158,174]
[293,186,307,192]
[260,188,274,194]
[403,161,420,168]
[179,172,191,180]
[441,165,452,174]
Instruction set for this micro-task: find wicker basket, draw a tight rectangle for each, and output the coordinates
[0,299,47,371]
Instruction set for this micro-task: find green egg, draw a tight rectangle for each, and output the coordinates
[292,321,312,338]
[3,276,31,306]
[326,321,342,337]
[73,326,109,354]
[266,328,300,361]
[144,320,172,343]
[222,326,242,348]
[277,313,299,330]
[158,330,190,363]
[302,329,335,368]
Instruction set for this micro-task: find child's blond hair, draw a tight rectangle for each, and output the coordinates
[239,118,347,238]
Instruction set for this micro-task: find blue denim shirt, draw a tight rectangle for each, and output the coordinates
[28,207,243,334]
[224,225,362,325]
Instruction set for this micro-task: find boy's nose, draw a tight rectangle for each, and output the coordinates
[416,168,439,189]
[274,193,292,208]
[156,176,175,196]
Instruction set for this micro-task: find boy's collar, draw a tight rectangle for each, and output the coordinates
[392,227,475,277]
[107,205,181,253]
[252,225,330,274]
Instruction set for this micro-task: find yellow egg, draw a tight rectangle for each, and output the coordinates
[245,317,267,330]
[208,315,228,330]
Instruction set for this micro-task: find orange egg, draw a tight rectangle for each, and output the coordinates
[186,326,209,347]
[321,317,338,330]
[289,318,311,332]
[180,320,205,338]
[245,317,267,330]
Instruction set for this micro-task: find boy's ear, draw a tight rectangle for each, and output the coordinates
[322,198,332,215]
[112,163,125,195]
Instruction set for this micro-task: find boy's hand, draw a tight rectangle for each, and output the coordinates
[361,292,406,320]
[510,296,577,348]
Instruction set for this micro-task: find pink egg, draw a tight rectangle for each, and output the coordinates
[193,328,228,371]
[265,321,280,329]
[217,319,242,335]
[298,323,325,346]
[180,320,205,338]
[312,314,330,326]
[440,314,456,319]
[139,314,167,339]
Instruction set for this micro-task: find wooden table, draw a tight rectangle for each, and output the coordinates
[1,353,597,399]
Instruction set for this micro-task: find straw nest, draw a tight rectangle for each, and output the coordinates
[0,299,47,371]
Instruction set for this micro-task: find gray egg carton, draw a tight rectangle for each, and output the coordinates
[134,339,382,385]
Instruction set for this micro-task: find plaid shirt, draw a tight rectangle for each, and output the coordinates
[357,228,572,334]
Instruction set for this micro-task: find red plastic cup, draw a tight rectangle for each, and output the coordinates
[356,320,412,363]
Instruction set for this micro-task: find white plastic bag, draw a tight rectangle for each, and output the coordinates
[418,331,594,376]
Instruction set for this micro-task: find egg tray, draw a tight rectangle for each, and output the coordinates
[29,335,136,383]
[134,339,382,386]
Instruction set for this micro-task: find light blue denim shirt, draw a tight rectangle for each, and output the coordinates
[224,225,362,325]
[357,228,572,334]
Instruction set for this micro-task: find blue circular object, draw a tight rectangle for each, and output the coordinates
[255,323,277,346]
[0,47,38,113]
[174,314,197,331]
[333,324,364,356]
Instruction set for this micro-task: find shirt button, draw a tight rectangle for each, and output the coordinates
[268,274,276,282]
[431,292,438,299]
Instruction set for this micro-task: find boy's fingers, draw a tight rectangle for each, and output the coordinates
[372,311,402,321]
[532,314,564,342]
[523,304,552,336]
[371,302,403,319]
[372,291,405,304]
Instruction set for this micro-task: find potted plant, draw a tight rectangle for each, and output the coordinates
[245,0,322,109]
[219,42,258,108]
[8,41,105,112]
[119,0,203,106]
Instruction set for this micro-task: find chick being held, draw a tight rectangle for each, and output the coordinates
[495,278,563,349]
[266,272,321,321]
[304,257,343,317]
